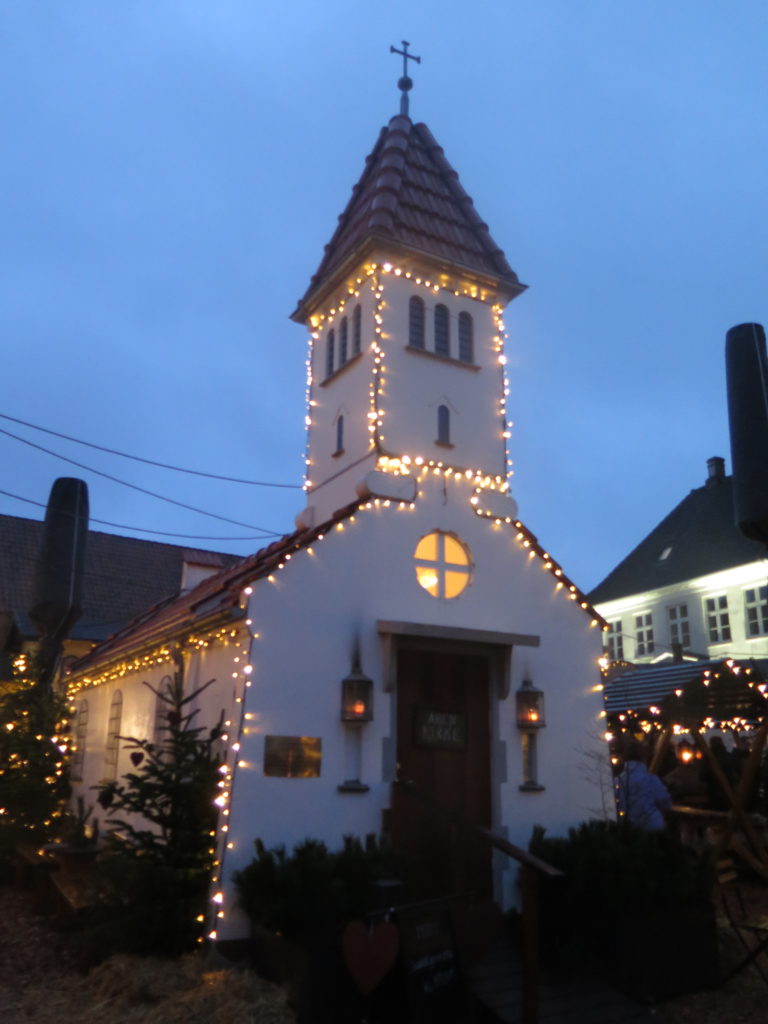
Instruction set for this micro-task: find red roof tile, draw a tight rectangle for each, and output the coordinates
[293,116,525,319]
[68,500,365,676]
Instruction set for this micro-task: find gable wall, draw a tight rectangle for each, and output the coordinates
[217,475,606,939]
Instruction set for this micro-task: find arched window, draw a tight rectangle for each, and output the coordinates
[339,317,348,365]
[434,304,450,356]
[104,690,123,780]
[458,312,474,363]
[325,329,335,378]
[437,404,451,445]
[153,675,172,748]
[409,296,425,349]
[335,414,344,454]
[71,699,89,781]
[352,304,362,355]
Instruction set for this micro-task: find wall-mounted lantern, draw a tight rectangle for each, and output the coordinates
[341,659,374,724]
[515,679,545,730]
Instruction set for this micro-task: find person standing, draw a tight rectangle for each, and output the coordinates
[617,740,672,831]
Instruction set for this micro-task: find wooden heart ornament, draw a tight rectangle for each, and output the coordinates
[342,920,400,994]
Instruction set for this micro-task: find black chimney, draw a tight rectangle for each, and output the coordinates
[725,323,768,545]
[706,456,725,486]
[28,477,89,688]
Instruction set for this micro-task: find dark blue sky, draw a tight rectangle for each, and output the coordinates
[3,2,767,592]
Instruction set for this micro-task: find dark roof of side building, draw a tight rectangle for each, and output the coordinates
[588,462,767,606]
[0,512,241,643]
[293,114,526,319]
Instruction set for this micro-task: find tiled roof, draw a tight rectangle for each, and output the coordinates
[588,472,766,606]
[68,500,364,676]
[294,115,525,318]
[0,512,240,643]
[603,657,768,716]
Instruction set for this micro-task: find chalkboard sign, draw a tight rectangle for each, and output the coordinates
[413,708,466,750]
[395,902,467,1023]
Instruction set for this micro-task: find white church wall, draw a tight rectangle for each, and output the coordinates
[217,473,604,939]
[305,289,378,520]
[374,274,506,477]
[69,640,244,825]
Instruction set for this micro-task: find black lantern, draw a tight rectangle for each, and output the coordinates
[341,658,374,723]
[516,679,545,730]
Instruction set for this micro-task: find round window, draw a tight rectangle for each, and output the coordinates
[414,531,472,599]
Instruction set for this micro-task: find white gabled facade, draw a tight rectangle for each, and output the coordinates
[67,100,609,945]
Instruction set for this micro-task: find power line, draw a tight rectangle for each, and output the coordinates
[0,412,301,488]
[0,429,282,532]
[0,487,282,541]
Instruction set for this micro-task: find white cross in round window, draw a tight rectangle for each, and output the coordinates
[414,531,472,599]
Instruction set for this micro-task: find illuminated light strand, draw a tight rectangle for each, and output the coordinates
[302,268,376,491]
[300,258,513,496]
[204,613,257,942]
[66,625,243,696]
[373,452,603,626]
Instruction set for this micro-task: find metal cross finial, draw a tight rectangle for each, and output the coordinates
[390,40,421,116]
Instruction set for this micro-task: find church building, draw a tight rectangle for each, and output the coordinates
[66,69,607,943]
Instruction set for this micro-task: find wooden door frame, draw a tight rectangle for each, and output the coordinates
[377,619,540,810]
[377,620,540,699]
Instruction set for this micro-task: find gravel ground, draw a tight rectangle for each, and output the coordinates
[3,882,768,1022]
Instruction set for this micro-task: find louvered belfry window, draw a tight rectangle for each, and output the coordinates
[458,312,473,362]
[339,317,348,365]
[326,329,335,378]
[352,304,362,354]
[434,304,450,356]
[409,296,425,348]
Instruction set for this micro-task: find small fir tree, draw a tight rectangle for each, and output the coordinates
[92,651,224,953]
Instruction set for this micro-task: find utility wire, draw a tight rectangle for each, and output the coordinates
[0,487,281,541]
[0,428,279,533]
[0,412,301,489]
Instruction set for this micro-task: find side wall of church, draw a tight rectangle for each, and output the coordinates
[217,474,607,940]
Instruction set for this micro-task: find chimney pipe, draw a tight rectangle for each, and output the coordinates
[725,323,768,544]
[706,456,725,486]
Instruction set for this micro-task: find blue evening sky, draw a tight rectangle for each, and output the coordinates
[2,1,766,593]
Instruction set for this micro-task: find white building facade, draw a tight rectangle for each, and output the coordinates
[68,99,607,944]
[591,457,768,666]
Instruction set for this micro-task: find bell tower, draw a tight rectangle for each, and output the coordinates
[292,57,526,527]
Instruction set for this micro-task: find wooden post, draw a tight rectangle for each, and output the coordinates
[520,862,539,1024]
[649,726,673,775]
[693,730,768,873]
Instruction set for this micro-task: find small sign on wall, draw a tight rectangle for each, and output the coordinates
[263,735,322,778]
[413,709,466,750]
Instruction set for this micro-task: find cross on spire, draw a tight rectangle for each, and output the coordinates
[390,40,421,116]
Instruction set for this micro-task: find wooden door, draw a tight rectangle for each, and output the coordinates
[393,648,491,899]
